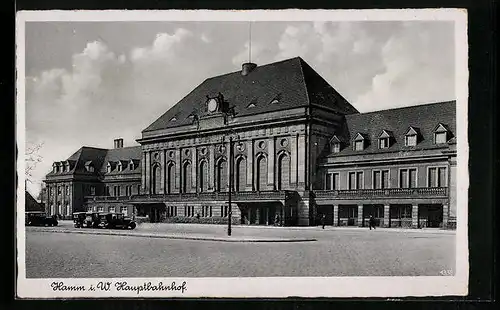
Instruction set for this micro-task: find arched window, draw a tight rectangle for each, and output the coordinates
[199,161,208,192]
[235,157,246,192]
[216,159,227,192]
[256,155,267,191]
[166,163,175,194]
[152,164,161,194]
[183,161,192,193]
[277,153,290,190]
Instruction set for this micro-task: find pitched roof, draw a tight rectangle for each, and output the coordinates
[329,101,456,156]
[143,57,358,132]
[101,146,142,175]
[25,191,44,212]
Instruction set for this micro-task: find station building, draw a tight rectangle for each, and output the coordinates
[42,57,456,228]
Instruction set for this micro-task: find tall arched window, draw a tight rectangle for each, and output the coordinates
[236,157,246,192]
[256,155,267,191]
[166,163,175,194]
[199,161,208,192]
[277,153,290,190]
[152,164,161,194]
[216,159,227,192]
[183,161,192,193]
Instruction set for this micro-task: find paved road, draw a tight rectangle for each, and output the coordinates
[25,225,455,278]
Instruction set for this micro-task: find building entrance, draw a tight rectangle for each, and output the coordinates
[135,203,166,223]
[362,205,384,227]
[316,205,334,226]
[418,204,443,228]
[338,205,358,226]
[240,203,284,226]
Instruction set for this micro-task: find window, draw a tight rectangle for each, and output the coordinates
[109,206,115,213]
[129,162,134,170]
[247,103,256,108]
[107,163,112,173]
[405,135,417,146]
[435,132,447,144]
[120,206,128,216]
[379,138,389,149]
[354,140,364,151]
[53,164,57,173]
[428,167,447,187]
[88,165,95,172]
[399,168,417,188]
[117,186,121,196]
[373,170,390,189]
[87,206,92,212]
[221,206,228,217]
[117,163,123,172]
[332,142,340,153]
[97,206,104,212]
[325,173,339,190]
[348,171,364,190]
[65,186,70,195]
[58,187,62,196]
[90,186,96,196]
[137,185,141,194]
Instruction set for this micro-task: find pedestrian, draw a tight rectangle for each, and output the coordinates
[321,214,326,229]
[275,214,280,226]
[196,212,200,220]
[369,215,376,230]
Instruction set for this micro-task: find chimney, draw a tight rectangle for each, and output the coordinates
[241,62,257,76]
[114,138,123,149]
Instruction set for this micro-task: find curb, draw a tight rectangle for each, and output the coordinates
[30,228,317,243]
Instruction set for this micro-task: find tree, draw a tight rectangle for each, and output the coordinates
[25,142,44,184]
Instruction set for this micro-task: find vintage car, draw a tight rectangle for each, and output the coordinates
[73,212,100,228]
[26,211,58,227]
[97,212,137,230]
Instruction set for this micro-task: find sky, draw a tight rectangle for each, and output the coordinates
[23,20,456,197]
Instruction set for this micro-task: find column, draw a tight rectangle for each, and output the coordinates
[357,205,364,227]
[412,204,419,228]
[209,144,215,191]
[383,204,390,228]
[290,134,298,185]
[256,208,260,224]
[141,152,146,194]
[268,138,275,190]
[246,140,253,190]
[297,134,306,187]
[175,149,181,192]
[333,205,339,226]
[442,204,449,229]
[159,150,165,194]
[145,151,151,194]
[191,147,197,191]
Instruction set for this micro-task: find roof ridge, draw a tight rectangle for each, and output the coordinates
[348,100,456,117]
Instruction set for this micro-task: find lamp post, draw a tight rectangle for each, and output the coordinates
[228,136,233,236]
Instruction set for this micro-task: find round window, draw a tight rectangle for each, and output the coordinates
[169,151,174,158]
[258,141,266,149]
[280,138,288,147]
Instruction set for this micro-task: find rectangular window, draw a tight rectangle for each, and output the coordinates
[406,135,417,146]
[438,167,447,187]
[58,187,62,195]
[109,206,115,213]
[354,140,364,151]
[332,143,340,153]
[90,186,96,196]
[373,171,381,189]
[356,172,363,189]
[379,138,389,149]
[137,185,141,194]
[117,186,121,196]
[120,206,128,216]
[332,173,339,190]
[87,206,92,212]
[382,170,389,189]
[400,170,409,188]
[348,172,356,190]
[325,174,332,190]
[409,169,417,188]
[66,186,70,195]
[435,132,447,144]
[97,206,104,212]
[428,167,447,187]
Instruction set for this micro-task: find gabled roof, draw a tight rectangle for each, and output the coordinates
[379,130,394,138]
[329,135,342,143]
[405,126,420,136]
[25,191,44,212]
[101,146,142,175]
[434,123,450,132]
[143,57,358,132]
[329,101,456,156]
[353,133,366,141]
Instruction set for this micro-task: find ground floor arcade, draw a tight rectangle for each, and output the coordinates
[316,203,449,228]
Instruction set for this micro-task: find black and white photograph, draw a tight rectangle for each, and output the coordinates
[16,9,469,298]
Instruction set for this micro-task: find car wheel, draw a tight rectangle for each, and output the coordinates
[129,223,136,230]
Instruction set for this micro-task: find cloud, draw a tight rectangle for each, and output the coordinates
[231,41,275,66]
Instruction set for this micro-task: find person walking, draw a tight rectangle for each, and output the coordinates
[321,214,326,229]
[369,215,376,230]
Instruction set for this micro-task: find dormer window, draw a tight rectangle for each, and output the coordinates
[117,162,123,172]
[106,162,112,173]
[271,99,279,104]
[52,163,57,173]
[353,133,366,151]
[329,135,342,153]
[129,160,135,170]
[85,161,94,172]
[404,126,419,147]
[247,103,256,108]
[378,130,393,149]
[170,117,177,122]
[63,161,70,172]
[434,123,449,144]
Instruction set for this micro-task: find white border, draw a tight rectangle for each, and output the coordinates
[16,9,469,298]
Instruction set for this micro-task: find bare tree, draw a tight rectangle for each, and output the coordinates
[25,142,44,184]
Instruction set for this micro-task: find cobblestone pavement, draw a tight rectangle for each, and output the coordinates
[25,224,455,278]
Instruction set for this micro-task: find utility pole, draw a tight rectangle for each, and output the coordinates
[228,136,233,236]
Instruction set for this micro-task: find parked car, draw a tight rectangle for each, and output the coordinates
[98,212,137,230]
[26,211,58,227]
[73,212,100,228]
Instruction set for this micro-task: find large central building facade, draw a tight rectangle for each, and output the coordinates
[43,57,457,228]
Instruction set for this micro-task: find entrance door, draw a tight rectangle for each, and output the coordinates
[338,205,357,226]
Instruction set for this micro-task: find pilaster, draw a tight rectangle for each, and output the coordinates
[357,205,363,227]
[145,151,151,194]
[290,134,298,185]
[175,149,181,192]
[383,204,390,228]
[209,144,215,191]
[268,137,275,189]
[412,204,419,228]
[246,140,253,190]
[333,205,339,226]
